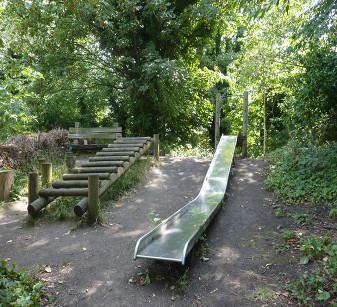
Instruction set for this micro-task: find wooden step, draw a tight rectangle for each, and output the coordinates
[73,166,119,173]
[107,144,143,148]
[82,161,129,167]
[102,147,140,152]
[63,173,111,180]
[90,156,129,161]
[96,151,135,156]
[39,188,88,197]
[52,180,88,188]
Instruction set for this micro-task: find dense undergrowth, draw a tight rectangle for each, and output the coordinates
[266,141,337,204]
[267,140,337,305]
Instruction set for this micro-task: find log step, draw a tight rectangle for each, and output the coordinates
[107,144,143,148]
[102,147,140,152]
[94,155,130,160]
[117,136,151,141]
[52,180,88,188]
[89,156,128,162]
[115,139,149,144]
[39,188,88,197]
[96,151,135,156]
[63,173,111,180]
[82,161,128,167]
[73,166,119,173]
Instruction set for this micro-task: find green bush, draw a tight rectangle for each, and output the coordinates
[266,141,337,204]
[0,260,45,306]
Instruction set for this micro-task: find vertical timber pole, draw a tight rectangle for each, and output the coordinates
[215,93,221,149]
[154,134,160,161]
[242,91,249,158]
[38,158,46,174]
[88,175,99,224]
[28,172,39,204]
[263,93,267,157]
[66,153,76,172]
[41,162,52,188]
[74,121,80,145]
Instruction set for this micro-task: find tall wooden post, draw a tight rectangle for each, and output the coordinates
[28,172,39,204]
[0,170,15,201]
[88,175,99,224]
[41,162,52,188]
[242,91,249,158]
[74,122,80,145]
[66,153,76,172]
[215,93,221,149]
[153,134,160,161]
[38,158,46,174]
[263,93,267,157]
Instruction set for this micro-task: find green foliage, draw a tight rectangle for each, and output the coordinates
[329,207,337,219]
[8,150,66,201]
[0,260,45,306]
[43,197,79,221]
[266,141,337,204]
[299,236,332,265]
[281,229,296,242]
[289,238,337,304]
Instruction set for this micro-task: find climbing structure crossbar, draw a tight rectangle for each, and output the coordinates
[134,135,237,265]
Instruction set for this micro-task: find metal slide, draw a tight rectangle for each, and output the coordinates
[134,135,237,265]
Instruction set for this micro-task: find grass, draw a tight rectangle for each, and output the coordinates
[253,286,276,301]
[101,157,152,204]
[9,149,66,201]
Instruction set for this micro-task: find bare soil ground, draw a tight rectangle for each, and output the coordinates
[0,157,295,306]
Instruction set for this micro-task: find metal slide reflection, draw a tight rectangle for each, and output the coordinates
[134,135,237,265]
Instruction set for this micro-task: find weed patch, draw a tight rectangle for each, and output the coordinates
[0,260,47,306]
[266,141,337,204]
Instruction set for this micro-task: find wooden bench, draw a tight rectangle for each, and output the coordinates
[67,124,122,152]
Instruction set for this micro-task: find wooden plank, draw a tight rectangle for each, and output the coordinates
[69,132,121,139]
[69,127,122,133]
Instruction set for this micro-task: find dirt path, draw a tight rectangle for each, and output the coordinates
[0,157,291,306]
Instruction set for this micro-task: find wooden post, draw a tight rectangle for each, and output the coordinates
[153,134,160,161]
[37,158,46,174]
[66,153,76,172]
[41,163,52,188]
[74,122,80,145]
[263,92,267,157]
[0,170,15,201]
[88,175,99,224]
[242,91,249,158]
[215,93,221,149]
[28,172,39,204]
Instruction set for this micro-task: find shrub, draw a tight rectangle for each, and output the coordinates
[266,141,337,204]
